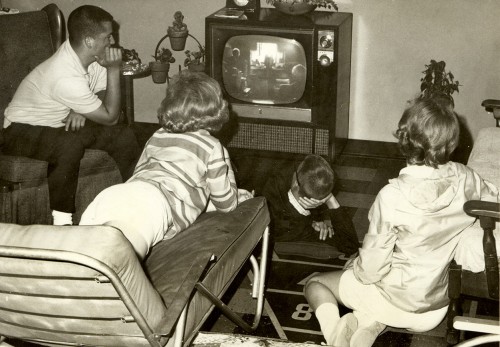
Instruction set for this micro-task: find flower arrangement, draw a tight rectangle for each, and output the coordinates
[266,0,338,11]
[184,47,205,67]
[122,48,146,74]
[153,47,175,64]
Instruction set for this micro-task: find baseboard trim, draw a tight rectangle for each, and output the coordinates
[228,139,404,161]
[342,139,404,159]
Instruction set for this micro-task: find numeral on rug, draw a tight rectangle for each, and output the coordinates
[292,303,313,321]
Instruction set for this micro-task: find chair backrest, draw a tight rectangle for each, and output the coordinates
[0,4,64,129]
[0,223,171,347]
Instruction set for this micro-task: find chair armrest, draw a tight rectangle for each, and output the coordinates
[481,99,500,113]
[482,99,500,127]
[464,200,500,220]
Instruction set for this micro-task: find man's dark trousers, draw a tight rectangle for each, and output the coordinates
[1,121,141,213]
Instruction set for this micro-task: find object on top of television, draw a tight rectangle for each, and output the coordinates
[225,0,260,13]
[214,8,245,18]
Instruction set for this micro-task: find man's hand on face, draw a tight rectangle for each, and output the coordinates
[63,110,86,131]
[95,46,122,69]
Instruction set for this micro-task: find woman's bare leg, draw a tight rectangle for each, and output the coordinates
[304,270,356,347]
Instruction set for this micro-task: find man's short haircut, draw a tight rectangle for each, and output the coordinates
[296,154,335,200]
[395,97,459,168]
[68,5,114,46]
[157,71,229,133]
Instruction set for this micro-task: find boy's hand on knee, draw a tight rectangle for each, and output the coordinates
[312,220,333,240]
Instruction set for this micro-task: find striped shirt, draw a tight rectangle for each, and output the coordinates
[129,128,238,239]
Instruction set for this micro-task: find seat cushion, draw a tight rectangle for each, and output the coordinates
[144,197,270,343]
[0,155,48,184]
[0,149,118,184]
[0,149,122,225]
[0,223,170,346]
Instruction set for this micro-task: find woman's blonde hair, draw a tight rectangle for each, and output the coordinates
[157,71,229,133]
[395,97,459,168]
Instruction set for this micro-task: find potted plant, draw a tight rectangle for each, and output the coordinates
[121,48,143,74]
[184,46,205,72]
[168,11,189,51]
[266,0,338,15]
[150,47,175,84]
[419,59,460,107]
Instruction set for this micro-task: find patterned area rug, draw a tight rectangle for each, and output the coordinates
[202,153,498,347]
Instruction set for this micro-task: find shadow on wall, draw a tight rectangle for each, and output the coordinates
[451,113,473,165]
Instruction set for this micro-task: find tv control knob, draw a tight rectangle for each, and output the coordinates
[319,54,331,67]
[319,35,333,49]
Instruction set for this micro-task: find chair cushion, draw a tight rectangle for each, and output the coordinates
[0,223,170,346]
[0,149,117,184]
[145,196,270,343]
[0,155,48,183]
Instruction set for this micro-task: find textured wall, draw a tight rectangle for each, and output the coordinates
[4,0,500,142]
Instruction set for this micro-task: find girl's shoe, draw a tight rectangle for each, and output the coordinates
[328,313,358,347]
[349,320,386,347]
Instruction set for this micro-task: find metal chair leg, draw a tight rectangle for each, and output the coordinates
[195,226,270,332]
[172,305,187,347]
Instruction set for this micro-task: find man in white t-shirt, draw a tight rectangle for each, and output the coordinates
[2,5,141,225]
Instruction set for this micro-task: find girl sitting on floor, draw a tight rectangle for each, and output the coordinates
[304,97,499,347]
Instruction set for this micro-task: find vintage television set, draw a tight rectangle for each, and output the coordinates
[205,8,352,161]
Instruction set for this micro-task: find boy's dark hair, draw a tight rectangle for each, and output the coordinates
[68,5,114,46]
[395,97,459,168]
[296,155,334,200]
[158,71,229,133]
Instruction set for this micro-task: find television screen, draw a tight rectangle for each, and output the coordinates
[222,35,307,105]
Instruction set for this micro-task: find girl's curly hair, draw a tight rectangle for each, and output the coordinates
[157,71,229,133]
[395,97,459,168]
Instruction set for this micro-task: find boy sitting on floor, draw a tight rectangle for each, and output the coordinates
[261,154,359,258]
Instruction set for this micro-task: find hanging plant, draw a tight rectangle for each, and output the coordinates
[167,11,189,51]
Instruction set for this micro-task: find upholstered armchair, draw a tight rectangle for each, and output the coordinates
[446,100,500,346]
[0,4,122,224]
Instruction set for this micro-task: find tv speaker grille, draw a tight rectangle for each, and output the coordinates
[227,123,329,156]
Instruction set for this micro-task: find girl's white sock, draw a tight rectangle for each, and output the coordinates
[52,210,73,226]
[315,302,340,340]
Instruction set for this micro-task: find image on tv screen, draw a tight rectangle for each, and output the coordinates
[222,35,307,105]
